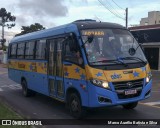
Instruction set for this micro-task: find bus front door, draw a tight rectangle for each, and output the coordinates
[48,39,64,99]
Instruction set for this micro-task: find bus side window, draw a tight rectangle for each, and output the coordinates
[10,44,17,59]
[64,36,83,65]
[25,41,35,59]
[17,42,25,59]
[8,44,11,58]
[35,39,46,60]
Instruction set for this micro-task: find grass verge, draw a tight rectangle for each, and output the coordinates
[0,102,31,128]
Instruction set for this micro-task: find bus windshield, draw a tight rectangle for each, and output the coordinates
[81,29,147,65]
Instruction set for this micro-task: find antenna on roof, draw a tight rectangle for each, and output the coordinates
[94,15,101,23]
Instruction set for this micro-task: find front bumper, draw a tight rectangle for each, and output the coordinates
[88,79,152,107]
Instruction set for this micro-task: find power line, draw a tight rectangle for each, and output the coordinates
[105,0,125,18]
[111,0,125,10]
[99,0,125,20]
[98,0,125,20]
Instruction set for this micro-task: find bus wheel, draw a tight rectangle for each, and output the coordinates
[122,102,138,109]
[21,80,35,97]
[69,93,86,119]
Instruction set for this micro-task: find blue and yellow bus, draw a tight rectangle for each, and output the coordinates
[8,19,152,118]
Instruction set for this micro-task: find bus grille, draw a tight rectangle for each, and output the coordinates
[112,79,144,99]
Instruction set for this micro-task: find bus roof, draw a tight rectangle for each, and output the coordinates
[73,20,125,30]
[10,20,126,43]
[10,23,77,43]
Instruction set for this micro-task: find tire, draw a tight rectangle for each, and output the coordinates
[122,102,138,109]
[21,80,36,97]
[68,93,86,119]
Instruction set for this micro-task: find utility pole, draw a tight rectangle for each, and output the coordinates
[1,17,6,48]
[2,18,4,42]
[126,8,128,28]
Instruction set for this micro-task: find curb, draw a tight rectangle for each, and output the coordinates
[0,96,41,128]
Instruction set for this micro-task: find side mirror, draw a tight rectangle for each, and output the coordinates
[128,48,136,56]
[81,34,94,48]
[88,34,94,43]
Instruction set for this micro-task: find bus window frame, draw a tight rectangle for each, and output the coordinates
[63,33,84,68]
[8,32,84,68]
[8,43,11,58]
[45,33,84,69]
[10,43,18,59]
[24,41,36,60]
[17,42,25,59]
[35,39,47,60]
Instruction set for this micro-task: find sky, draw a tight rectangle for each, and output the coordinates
[0,0,160,44]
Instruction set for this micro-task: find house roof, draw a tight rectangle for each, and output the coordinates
[129,24,160,31]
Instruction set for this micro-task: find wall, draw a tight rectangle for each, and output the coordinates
[143,44,160,70]
[0,50,3,63]
[0,50,8,64]
[3,51,7,64]
[140,11,160,26]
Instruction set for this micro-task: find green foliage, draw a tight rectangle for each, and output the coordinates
[0,44,7,51]
[0,102,31,128]
[0,102,21,119]
[2,45,7,51]
[0,8,16,27]
[15,23,45,36]
[0,8,16,23]
[0,8,16,49]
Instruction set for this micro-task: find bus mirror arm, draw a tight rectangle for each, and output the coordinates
[81,40,88,48]
[129,42,143,56]
[135,43,143,52]
[81,34,94,48]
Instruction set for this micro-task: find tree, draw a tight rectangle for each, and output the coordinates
[15,23,45,36]
[0,8,16,49]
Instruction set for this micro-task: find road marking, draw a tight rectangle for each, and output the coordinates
[152,91,160,93]
[12,84,22,89]
[0,72,7,75]
[140,102,160,109]
[0,85,8,88]
[8,84,21,90]
[0,88,3,91]
[0,84,21,90]
[141,101,160,106]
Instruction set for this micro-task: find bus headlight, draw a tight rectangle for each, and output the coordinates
[90,79,110,89]
[146,77,150,83]
[146,74,152,84]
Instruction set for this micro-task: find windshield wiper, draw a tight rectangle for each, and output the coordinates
[90,59,128,67]
[120,57,147,65]
[116,57,128,67]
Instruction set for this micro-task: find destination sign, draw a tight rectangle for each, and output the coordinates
[82,30,105,36]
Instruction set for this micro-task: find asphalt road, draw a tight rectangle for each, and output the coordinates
[0,66,160,128]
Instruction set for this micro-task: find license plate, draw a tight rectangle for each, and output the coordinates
[125,89,137,95]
